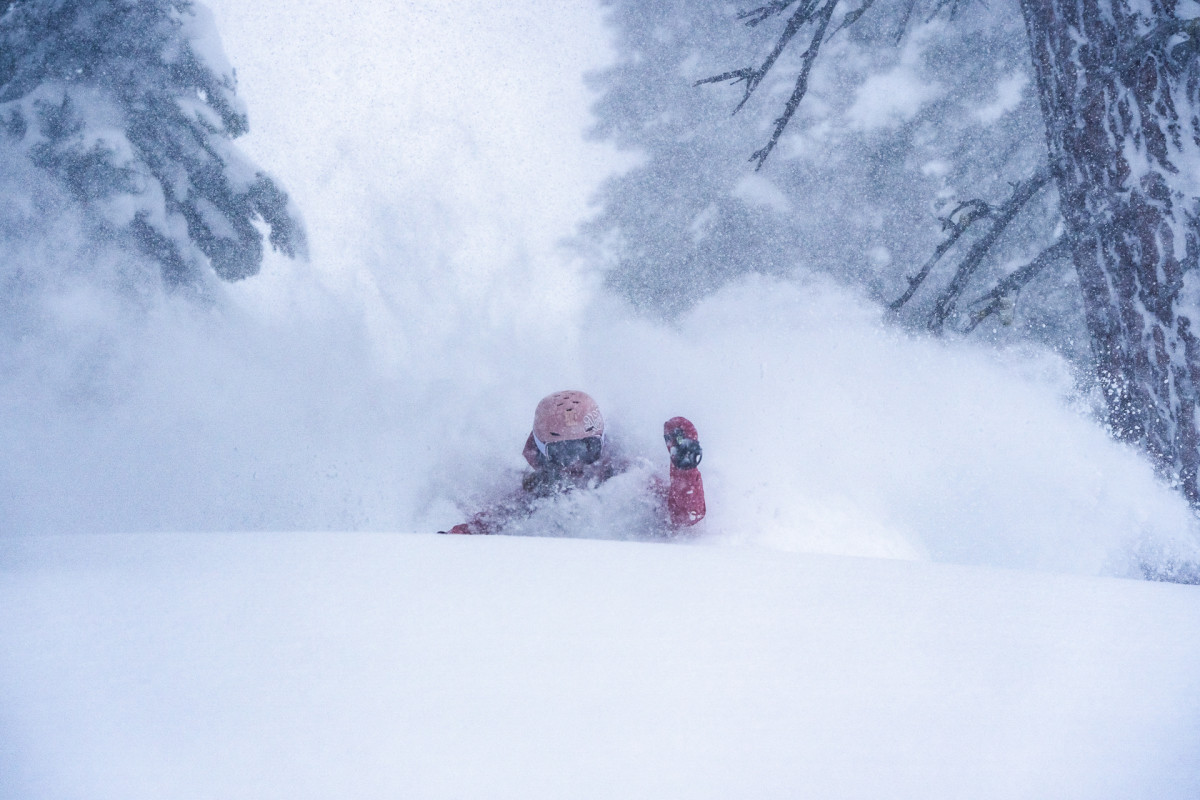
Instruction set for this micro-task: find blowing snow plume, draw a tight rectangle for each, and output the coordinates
[0,0,1196,579]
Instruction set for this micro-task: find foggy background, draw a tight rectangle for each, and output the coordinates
[0,0,1195,575]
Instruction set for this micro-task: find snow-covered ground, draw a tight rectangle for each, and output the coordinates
[3,532,1198,799]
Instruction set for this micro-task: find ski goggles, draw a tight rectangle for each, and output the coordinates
[533,434,604,467]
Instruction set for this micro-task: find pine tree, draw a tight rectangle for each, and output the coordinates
[0,0,304,286]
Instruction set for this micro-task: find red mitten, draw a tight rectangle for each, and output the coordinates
[663,416,702,470]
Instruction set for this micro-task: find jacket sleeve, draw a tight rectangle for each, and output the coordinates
[666,464,706,528]
[442,487,536,535]
[442,433,543,535]
[663,416,706,528]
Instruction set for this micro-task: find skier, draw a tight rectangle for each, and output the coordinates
[441,390,705,535]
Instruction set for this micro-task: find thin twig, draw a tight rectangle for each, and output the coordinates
[738,0,802,27]
[926,0,977,23]
[749,0,840,169]
[696,0,824,114]
[961,234,1074,332]
[830,0,878,37]
[927,168,1052,333]
[888,199,991,311]
[894,0,918,44]
[695,0,841,169]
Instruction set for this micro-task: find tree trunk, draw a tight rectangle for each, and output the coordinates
[1020,0,1200,507]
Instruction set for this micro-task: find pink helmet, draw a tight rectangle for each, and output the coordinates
[533,390,604,443]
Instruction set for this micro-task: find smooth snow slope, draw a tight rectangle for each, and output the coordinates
[2,533,1198,799]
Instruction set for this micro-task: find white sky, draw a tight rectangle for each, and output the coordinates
[205,0,626,277]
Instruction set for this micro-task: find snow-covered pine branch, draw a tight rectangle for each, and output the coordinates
[0,0,305,287]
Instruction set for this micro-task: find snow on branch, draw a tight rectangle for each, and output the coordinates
[0,0,305,286]
[1121,18,1200,75]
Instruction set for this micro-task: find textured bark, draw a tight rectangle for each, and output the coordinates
[1020,0,1200,506]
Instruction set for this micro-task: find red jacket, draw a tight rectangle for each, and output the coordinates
[445,417,705,535]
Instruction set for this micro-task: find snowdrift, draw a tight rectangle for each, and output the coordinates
[3,532,1198,799]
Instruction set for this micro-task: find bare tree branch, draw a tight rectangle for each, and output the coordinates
[927,0,961,22]
[927,168,1052,332]
[894,0,919,44]
[738,0,803,27]
[702,0,1004,170]
[695,0,824,114]
[960,234,1074,332]
[889,199,992,311]
[748,0,840,169]
[696,0,840,169]
[831,0,879,37]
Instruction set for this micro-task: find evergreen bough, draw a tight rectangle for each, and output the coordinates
[0,0,305,285]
